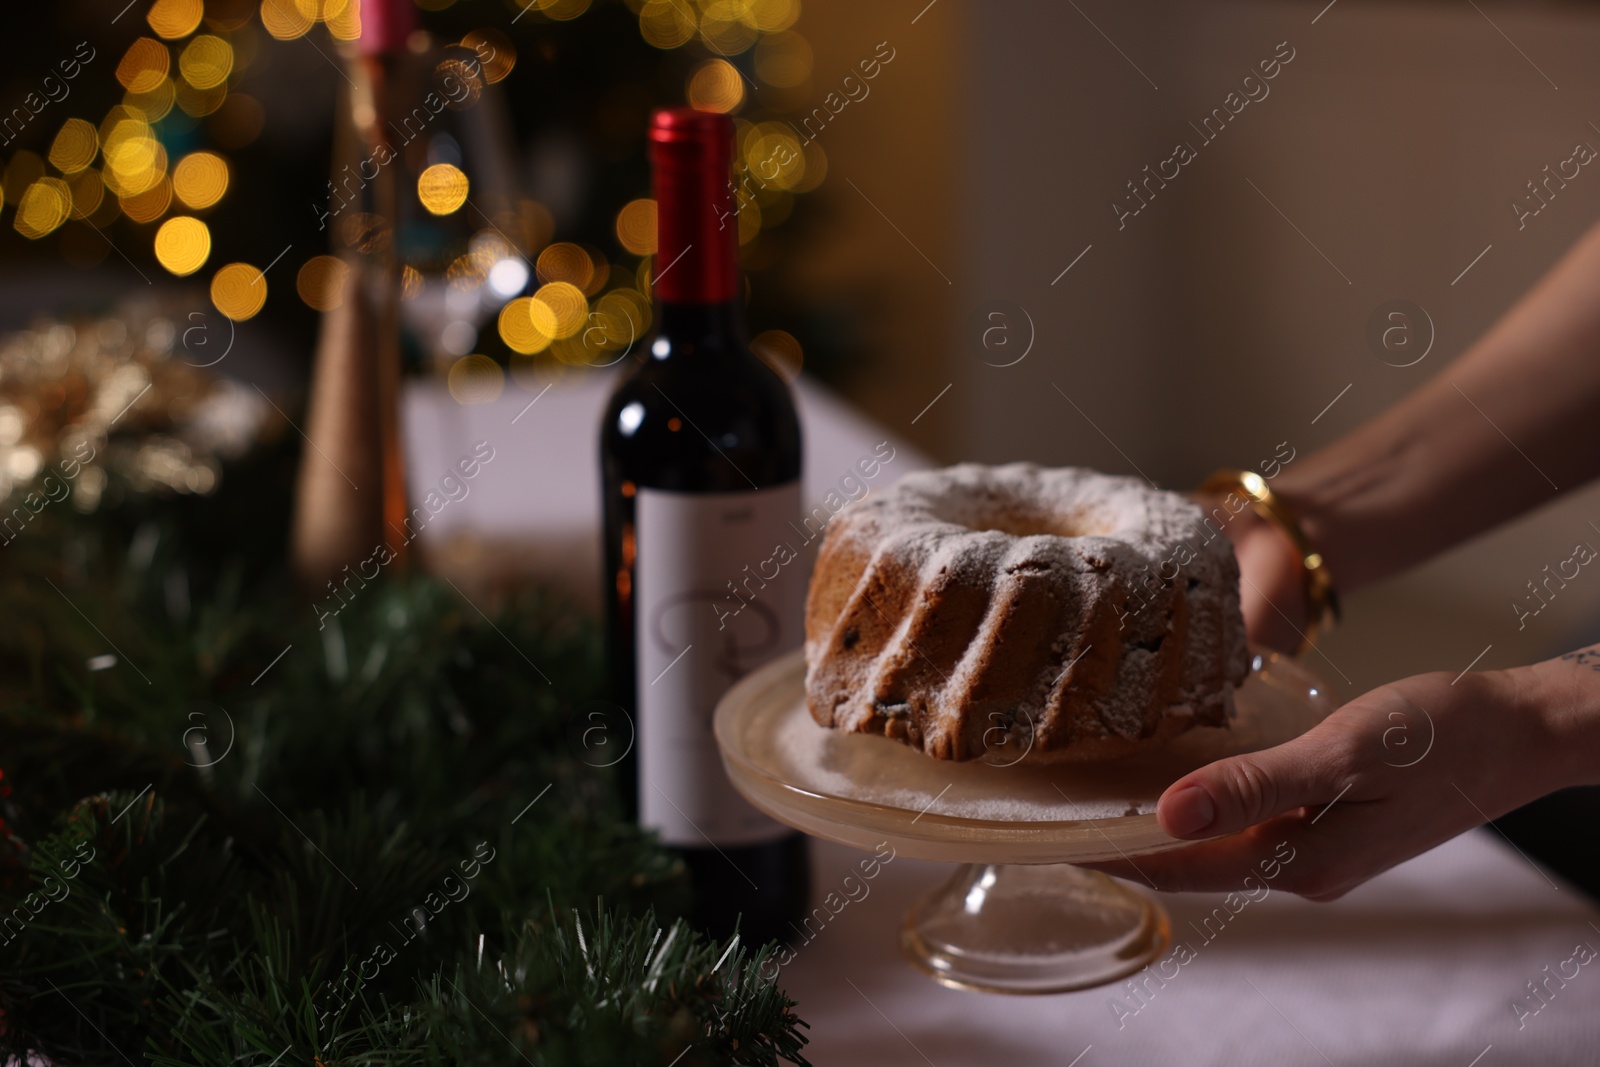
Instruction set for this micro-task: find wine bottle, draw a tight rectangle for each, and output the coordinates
[600,108,810,948]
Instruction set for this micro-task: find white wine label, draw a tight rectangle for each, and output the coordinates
[636,482,804,847]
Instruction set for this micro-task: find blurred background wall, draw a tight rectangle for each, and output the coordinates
[803,0,1600,695]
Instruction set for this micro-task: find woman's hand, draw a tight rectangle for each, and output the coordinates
[1085,652,1600,900]
[1223,506,1308,655]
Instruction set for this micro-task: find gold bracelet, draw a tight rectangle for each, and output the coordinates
[1198,468,1340,654]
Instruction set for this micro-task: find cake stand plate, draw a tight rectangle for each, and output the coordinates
[714,648,1335,994]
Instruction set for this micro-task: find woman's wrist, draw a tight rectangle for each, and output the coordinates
[1510,648,1600,789]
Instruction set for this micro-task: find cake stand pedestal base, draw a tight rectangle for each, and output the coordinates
[715,648,1333,993]
[899,862,1170,994]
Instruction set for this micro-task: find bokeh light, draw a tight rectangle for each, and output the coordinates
[327,5,361,40]
[176,81,228,117]
[639,0,695,49]
[460,29,516,83]
[745,0,800,32]
[536,242,593,289]
[296,255,350,310]
[179,36,234,90]
[521,0,591,22]
[124,77,178,122]
[260,0,314,40]
[14,180,71,239]
[120,176,173,223]
[173,151,229,209]
[498,297,551,355]
[688,58,745,113]
[211,262,267,320]
[698,4,757,55]
[417,163,469,215]
[154,216,212,276]
[48,120,99,175]
[615,198,657,256]
[754,30,812,87]
[66,169,105,219]
[531,282,587,339]
[447,354,505,405]
[147,0,205,39]
[116,38,171,94]
[752,328,803,382]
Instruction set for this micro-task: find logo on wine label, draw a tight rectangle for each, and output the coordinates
[652,591,782,730]
[971,300,1034,368]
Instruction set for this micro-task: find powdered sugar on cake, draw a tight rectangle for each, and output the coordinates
[802,463,1250,762]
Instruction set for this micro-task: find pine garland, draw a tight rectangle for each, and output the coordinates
[0,452,809,1066]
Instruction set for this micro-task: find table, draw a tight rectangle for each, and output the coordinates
[405,372,1600,1066]
[783,835,1600,1066]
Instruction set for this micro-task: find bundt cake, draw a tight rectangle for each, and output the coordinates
[803,463,1251,762]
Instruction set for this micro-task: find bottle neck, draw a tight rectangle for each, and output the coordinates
[652,160,739,304]
[654,298,747,348]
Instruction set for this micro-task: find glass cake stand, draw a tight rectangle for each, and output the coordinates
[713,648,1335,994]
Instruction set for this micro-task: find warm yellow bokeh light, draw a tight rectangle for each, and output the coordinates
[400,265,423,299]
[116,38,170,94]
[124,77,178,122]
[745,0,800,32]
[296,255,349,311]
[741,122,806,190]
[536,242,593,289]
[211,262,267,320]
[531,282,587,339]
[698,6,757,56]
[293,0,351,17]
[615,198,657,256]
[737,196,761,244]
[2,151,44,207]
[66,169,104,219]
[460,29,516,83]
[154,216,211,276]
[179,35,234,90]
[48,119,99,175]
[147,0,204,38]
[751,328,803,382]
[639,0,696,49]
[447,354,505,405]
[601,287,650,341]
[102,114,167,197]
[260,0,314,40]
[754,30,812,87]
[176,81,228,117]
[173,151,229,209]
[120,176,173,223]
[417,163,469,215]
[327,4,361,40]
[687,58,745,114]
[525,0,590,21]
[498,297,552,355]
[14,179,71,239]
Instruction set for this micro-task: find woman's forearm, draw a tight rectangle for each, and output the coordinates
[1276,220,1600,593]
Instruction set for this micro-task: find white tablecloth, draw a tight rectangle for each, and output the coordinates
[405,373,1600,1066]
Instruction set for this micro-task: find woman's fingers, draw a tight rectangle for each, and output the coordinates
[1156,722,1356,840]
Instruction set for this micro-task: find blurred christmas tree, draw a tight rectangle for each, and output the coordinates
[0,0,830,395]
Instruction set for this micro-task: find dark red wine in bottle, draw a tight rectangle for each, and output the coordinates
[600,108,809,948]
